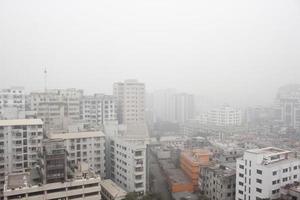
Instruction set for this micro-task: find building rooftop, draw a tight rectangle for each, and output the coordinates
[246,147,291,156]
[5,162,99,191]
[181,149,212,164]
[122,123,149,138]
[166,168,192,185]
[205,164,236,177]
[49,131,105,139]
[100,179,127,197]
[0,119,43,126]
[6,172,31,190]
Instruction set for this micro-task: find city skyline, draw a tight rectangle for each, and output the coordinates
[1,0,300,107]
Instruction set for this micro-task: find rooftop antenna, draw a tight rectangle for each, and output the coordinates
[44,67,47,92]
[44,67,50,134]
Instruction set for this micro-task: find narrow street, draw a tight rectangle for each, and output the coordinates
[149,151,172,200]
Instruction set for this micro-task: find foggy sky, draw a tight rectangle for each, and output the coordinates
[1,0,300,107]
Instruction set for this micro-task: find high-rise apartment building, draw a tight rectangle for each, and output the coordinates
[152,89,177,122]
[48,131,106,178]
[174,93,195,124]
[29,88,83,131]
[152,90,195,123]
[0,119,43,196]
[0,87,25,119]
[236,147,300,200]
[113,80,145,124]
[104,122,149,196]
[273,84,300,132]
[80,94,117,126]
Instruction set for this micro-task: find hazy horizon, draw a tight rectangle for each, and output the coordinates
[1,0,300,107]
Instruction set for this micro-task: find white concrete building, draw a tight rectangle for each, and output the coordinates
[80,94,117,126]
[100,179,127,200]
[236,147,300,200]
[29,88,83,131]
[0,119,43,196]
[113,80,145,124]
[0,87,25,119]
[104,122,149,196]
[207,105,242,126]
[3,162,102,200]
[48,131,106,178]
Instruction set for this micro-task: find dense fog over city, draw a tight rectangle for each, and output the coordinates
[2,1,300,200]
[1,0,300,107]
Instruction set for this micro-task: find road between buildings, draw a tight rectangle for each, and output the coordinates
[149,152,172,200]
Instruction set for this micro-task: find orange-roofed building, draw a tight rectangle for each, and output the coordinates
[180,149,212,191]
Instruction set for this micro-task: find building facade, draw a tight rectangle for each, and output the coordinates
[0,119,43,196]
[236,147,300,200]
[80,94,117,126]
[104,123,149,196]
[3,163,102,200]
[113,80,145,124]
[0,87,25,119]
[273,84,300,132]
[199,164,236,200]
[207,105,242,127]
[180,149,212,191]
[151,90,195,123]
[49,131,106,178]
[29,88,83,131]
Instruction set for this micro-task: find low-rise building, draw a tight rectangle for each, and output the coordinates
[199,164,236,200]
[280,181,300,200]
[180,149,212,191]
[3,162,102,200]
[236,147,300,200]
[48,131,106,178]
[100,179,127,200]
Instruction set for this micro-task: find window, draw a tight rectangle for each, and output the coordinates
[283,168,288,173]
[294,175,298,179]
[272,180,276,185]
[256,179,262,184]
[294,166,298,170]
[256,188,262,193]
[238,190,243,195]
[239,164,244,169]
[273,171,277,176]
[272,189,279,194]
[239,181,244,186]
[283,177,288,182]
[256,169,262,175]
[239,173,244,178]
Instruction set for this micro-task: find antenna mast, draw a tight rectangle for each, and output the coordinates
[44,68,47,92]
